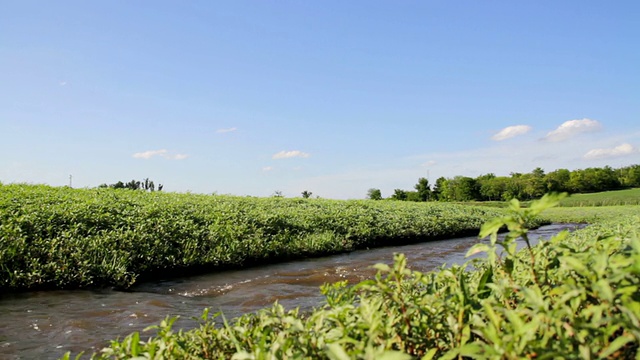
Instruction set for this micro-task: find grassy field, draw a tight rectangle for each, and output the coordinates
[456,188,640,208]
[558,188,640,207]
[0,183,515,292]
[543,205,640,223]
[70,195,640,359]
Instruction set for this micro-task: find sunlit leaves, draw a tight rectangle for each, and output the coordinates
[83,196,640,359]
[0,183,506,291]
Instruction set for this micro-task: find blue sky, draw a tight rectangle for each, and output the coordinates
[1,1,638,199]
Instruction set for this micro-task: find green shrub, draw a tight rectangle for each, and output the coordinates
[0,184,511,291]
[70,194,640,359]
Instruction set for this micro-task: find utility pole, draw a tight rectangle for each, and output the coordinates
[69,174,72,188]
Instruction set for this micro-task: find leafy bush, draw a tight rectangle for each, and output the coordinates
[71,194,640,359]
[0,184,510,291]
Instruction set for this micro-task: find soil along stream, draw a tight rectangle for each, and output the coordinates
[0,224,582,359]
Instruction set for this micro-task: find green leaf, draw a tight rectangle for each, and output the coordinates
[527,192,567,216]
[504,310,525,331]
[231,351,255,360]
[376,351,413,360]
[421,348,438,360]
[482,301,502,329]
[129,332,140,356]
[560,256,589,276]
[594,279,614,302]
[507,198,521,212]
[326,343,351,360]
[477,266,493,299]
[599,334,634,358]
[459,342,484,357]
[439,348,459,360]
[466,243,491,257]
[504,258,514,275]
[479,218,504,239]
[372,263,391,273]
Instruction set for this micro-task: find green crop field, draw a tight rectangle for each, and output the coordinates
[543,205,640,223]
[455,188,640,209]
[66,194,640,359]
[558,188,640,207]
[0,183,516,292]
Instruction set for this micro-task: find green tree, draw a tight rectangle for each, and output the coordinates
[593,166,621,191]
[414,177,431,201]
[391,189,408,201]
[125,180,141,190]
[478,176,508,201]
[531,167,545,178]
[366,188,383,200]
[568,170,587,193]
[617,165,640,187]
[112,181,125,189]
[446,176,479,201]
[503,176,526,200]
[544,169,570,193]
[432,177,448,201]
[521,168,546,199]
[100,179,160,191]
[301,190,313,199]
[143,178,155,192]
[405,191,421,202]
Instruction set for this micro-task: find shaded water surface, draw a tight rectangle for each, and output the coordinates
[0,224,583,359]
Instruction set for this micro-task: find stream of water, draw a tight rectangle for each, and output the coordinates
[0,224,583,359]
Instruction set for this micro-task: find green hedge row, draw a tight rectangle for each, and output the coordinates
[0,184,509,291]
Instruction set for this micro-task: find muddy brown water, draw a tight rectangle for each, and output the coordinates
[0,224,583,359]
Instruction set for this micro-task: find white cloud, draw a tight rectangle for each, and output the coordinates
[260,128,638,199]
[421,160,437,167]
[59,81,67,86]
[272,150,310,159]
[133,149,168,159]
[584,143,637,160]
[262,166,273,172]
[543,118,601,142]
[167,153,189,160]
[491,125,532,141]
[216,127,237,133]
[132,149,188,160]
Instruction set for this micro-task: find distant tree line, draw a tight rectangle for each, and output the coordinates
[367,164,640,202]
[99,178,163,192]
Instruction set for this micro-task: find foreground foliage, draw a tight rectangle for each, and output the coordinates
[73,195,640,359]
[0,184,506,291]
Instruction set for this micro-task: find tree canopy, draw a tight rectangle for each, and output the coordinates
[99,178,161,191]
[369,164,640,202]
